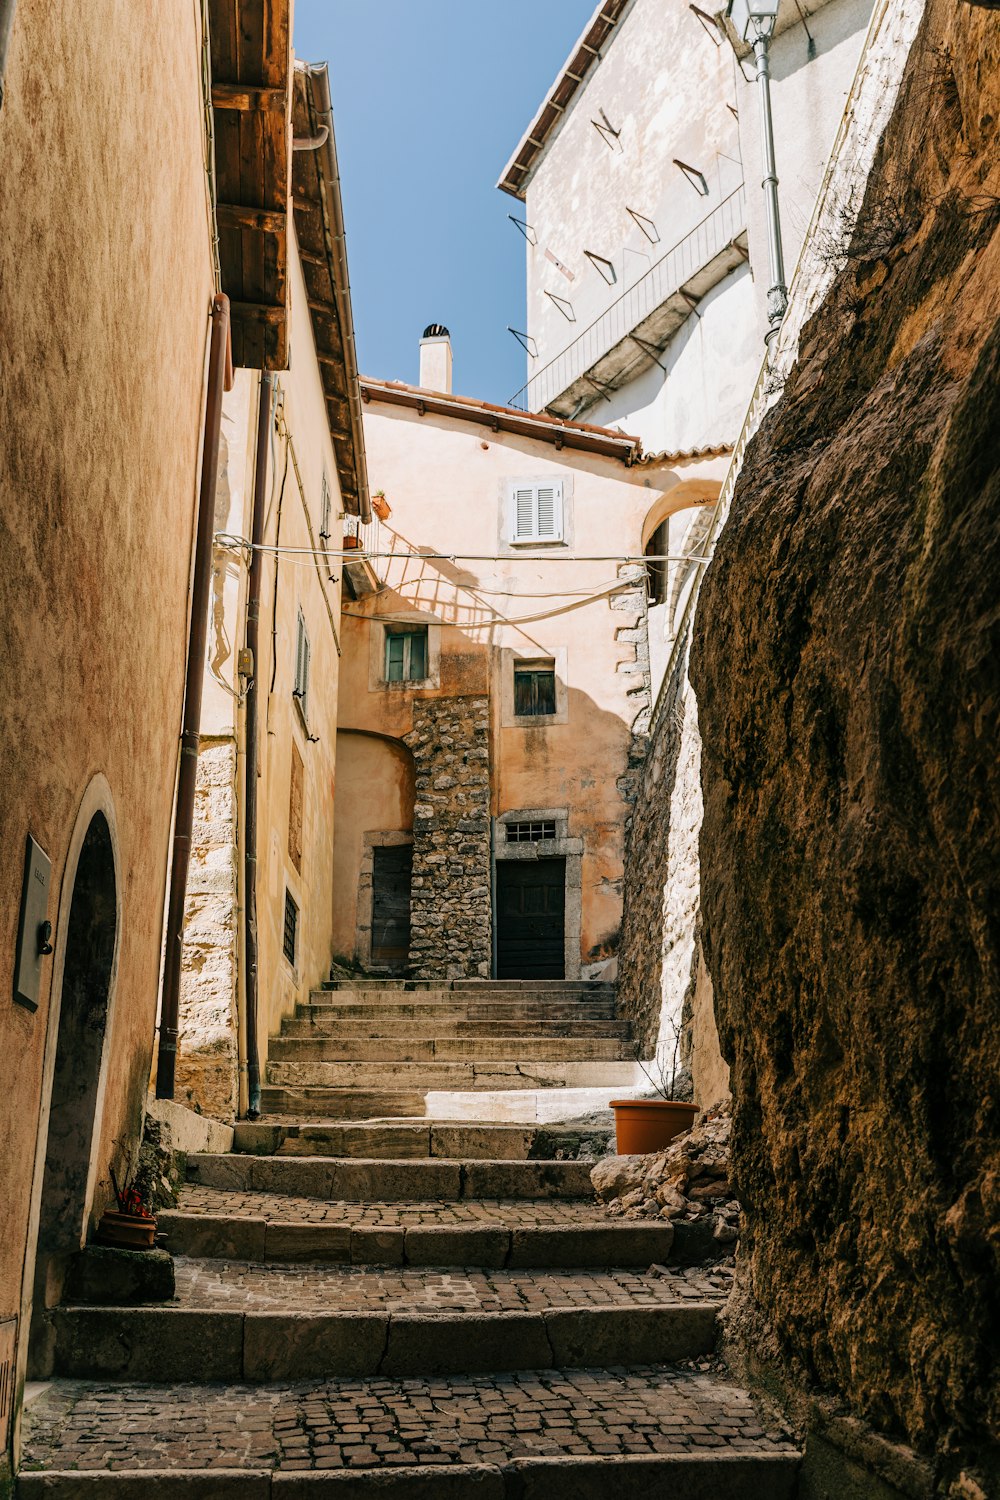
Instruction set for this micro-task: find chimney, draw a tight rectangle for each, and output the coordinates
[419,323,452,393]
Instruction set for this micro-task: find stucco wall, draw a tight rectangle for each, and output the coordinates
[0,0,214,1436]
[519,0,743,391]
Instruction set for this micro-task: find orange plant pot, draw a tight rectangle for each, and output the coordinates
[610,1099,698,1155]
[95,1210,157,1250]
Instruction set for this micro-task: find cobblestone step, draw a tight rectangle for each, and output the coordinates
[49,1271,721,1381]
[265,1061,641,1091]
[162,1186,724,1268]
[268,1037,638,1064]
[19,1367,799,1496]
[187,1155,597,1202]
[283,1017,633,1038]
[231,1121,611,1160]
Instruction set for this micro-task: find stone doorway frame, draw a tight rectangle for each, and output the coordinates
[356,830,414,972]
[492,808,583,981]
[17,774,122,1404]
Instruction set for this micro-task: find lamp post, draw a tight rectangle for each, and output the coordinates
[729,0,787,341]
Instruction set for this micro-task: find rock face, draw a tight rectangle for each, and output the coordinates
[405,696,492,979]
[691,0,1000,1467]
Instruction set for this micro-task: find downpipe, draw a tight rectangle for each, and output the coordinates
[243,372,273,1119]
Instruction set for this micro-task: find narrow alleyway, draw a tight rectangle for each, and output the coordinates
[20,981,798,1493]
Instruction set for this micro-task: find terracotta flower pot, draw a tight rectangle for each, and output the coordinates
[343,535,361,550]
[610,1099,698,1155]
[96,1209,157,1250]
[371,494,391,522]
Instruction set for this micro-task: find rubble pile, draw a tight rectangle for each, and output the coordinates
[590,1102,739,1250]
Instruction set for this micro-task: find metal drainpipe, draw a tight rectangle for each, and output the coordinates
[0,0,17,108]
[243,372,273,1120]
[752,29,789,341]
[156,293,231,1098]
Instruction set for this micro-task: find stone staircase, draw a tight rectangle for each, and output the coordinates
[19,981,800,1495]
[261,979,646,1122]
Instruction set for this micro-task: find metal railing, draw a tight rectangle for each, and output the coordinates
[509,185,746,414]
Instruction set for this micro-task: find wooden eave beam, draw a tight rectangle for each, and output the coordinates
[217,202,287,234]
[212,83,287,112]
[230,300,285,323]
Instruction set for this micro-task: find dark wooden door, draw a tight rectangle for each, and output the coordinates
[371,845,412,968]
[496,858,565,979]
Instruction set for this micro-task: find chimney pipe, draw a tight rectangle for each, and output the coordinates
[419,323,452,393]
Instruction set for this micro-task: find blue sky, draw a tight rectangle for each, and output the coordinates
[293,1,596,406]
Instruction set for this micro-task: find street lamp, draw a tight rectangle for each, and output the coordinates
[728,0,788,341]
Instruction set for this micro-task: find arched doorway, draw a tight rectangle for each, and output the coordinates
[28,810,118,1373]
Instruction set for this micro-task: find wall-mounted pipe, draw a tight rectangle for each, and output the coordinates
[243,372,273,1120]
[156,293,231,1099]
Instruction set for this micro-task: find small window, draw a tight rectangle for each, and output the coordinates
[514,660,557,717]
[510,481,563,544]
[385,627,428,683]
[283,889,298,966]
[294,611,311,723]
[320,470,332,540]
[505,820,557,843]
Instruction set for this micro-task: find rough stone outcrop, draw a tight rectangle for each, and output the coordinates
[592,1104,740,1250]
[691,0,1000,1475]
[405,696,492,979]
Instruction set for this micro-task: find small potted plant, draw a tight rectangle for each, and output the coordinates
[95,1145,158,1250]
[610,1017,698,1154]
[371,488,392,522]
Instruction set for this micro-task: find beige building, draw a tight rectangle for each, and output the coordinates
[500,0,879,1102]
[330,332,723,986]
[0,0,314,1479]
[173,63,369,1122]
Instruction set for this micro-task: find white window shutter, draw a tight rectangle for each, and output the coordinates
[511,481,564,542]
[302,633,311,714]
[514,486,535,541]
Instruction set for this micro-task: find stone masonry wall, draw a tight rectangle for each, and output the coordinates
[176,737,240,1120]
[404,697,492,980]
[691,0,1000,1477]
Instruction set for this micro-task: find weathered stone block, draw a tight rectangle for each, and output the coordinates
[156,1212,265,1260]
[266,1222,352,1262]
[404,1226,510,1268]
[52,1307,243,1381]
[381,1312,550,1376]
[544,1303,717,1367]
[243,1312,386,1380]
[64,1246,174,1305]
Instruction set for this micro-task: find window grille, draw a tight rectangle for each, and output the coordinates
[510,481,563,543]
[505,820,557,843]
[385,627,428,683]
[294,610,311,722]
[514,660,557,716]
[283,889,298,966]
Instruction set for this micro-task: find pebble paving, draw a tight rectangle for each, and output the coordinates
[21,1367,796,1472]
[166,1258,732,1312]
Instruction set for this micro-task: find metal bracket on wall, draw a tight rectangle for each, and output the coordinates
[626,206,660,244]
[674,159,710,195]
[507,327,538,358]
[628,333,668,372]
[584,249,617,284]
[544,290,576,323]
[508,214,538,245]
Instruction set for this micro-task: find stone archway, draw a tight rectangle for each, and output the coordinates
[27,807,118,1375]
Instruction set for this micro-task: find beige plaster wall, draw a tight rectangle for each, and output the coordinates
[334,399,716,975]
[0,0,213,1395]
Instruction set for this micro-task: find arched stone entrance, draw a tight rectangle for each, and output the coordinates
[27,805,119,1375]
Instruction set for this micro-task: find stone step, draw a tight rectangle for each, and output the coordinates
[320,980,615,993]
[265,1060,642,1091]
[268,1037,638,1064]
[257,1083,648,1123]
[283,1016,633,1038]
[301,1000,619,1020]
[49,1262,721,1382]
[158,1210,712,1270]
[19,1370,799,1496]
[231,1120,610,1160]
[187,1153,596,1201]
[166,1186,725,1269]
